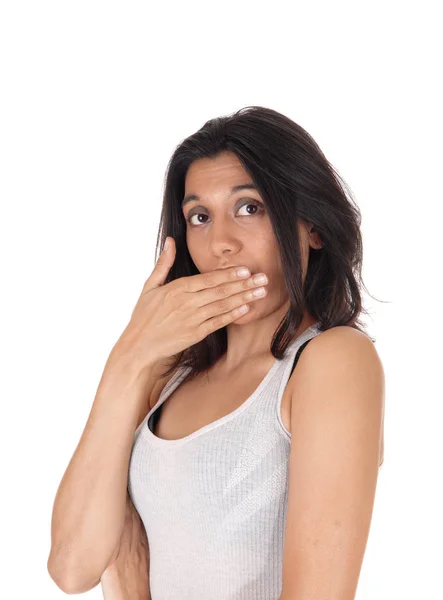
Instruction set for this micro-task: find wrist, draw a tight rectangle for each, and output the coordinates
[107,342,159,382]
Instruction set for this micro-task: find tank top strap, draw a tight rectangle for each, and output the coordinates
[148,323,322,436]
[275,323,322,391]
[158,322,322,401]
[289,337,315,377]
[261,323,321,438]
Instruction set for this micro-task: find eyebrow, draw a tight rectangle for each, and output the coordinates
[181,183,258,209]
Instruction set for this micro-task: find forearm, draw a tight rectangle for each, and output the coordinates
[48,351,156,586]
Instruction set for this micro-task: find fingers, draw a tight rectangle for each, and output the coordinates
[194,272,268,310]
[196,301,250,339]
[183,265,251,293]
[198,282,268,324]
[144,236,176,291]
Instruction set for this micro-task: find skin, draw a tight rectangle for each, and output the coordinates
[100,493,150,599]
[183,159,385,599]
[100,151,384,599]
[183,150,322,373]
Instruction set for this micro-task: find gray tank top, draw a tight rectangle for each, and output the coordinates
[128,322,323,600]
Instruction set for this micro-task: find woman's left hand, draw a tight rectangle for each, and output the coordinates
[100,493,150,600]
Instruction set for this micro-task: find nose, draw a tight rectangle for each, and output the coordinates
[207,216,242,258]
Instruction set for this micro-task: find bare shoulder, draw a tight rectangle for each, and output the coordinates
[290,325,384,376]
[288,325,385,464]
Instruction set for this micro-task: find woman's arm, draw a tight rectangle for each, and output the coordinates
[280,326,384,600]
[100,492,151,600]
[47,349,157,592]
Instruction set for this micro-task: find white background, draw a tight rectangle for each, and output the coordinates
[1,1,441,598]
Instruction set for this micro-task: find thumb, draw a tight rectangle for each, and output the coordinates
[146,236,175,290]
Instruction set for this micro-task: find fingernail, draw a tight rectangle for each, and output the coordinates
[237,268,250,278]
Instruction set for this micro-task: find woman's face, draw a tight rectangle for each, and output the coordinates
[182,151,318,320]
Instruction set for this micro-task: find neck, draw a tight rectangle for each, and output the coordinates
[220,305,317,373]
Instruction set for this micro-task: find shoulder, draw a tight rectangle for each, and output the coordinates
[290,325,384,383]
[288,325,385,430]
[288,324,385,460]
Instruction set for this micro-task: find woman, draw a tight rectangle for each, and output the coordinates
[49,106,385,600]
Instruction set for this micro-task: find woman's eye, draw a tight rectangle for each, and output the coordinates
[187,213,209,226]
[186,201,264,227]
[237,203,261,216]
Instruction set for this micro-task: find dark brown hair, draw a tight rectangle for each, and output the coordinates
[154,106,384,383]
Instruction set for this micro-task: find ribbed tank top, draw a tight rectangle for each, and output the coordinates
[128,322,323,600]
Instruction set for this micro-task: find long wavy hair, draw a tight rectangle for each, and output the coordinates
[154,106,383,383]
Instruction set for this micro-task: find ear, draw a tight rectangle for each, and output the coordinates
[309,226,323,250]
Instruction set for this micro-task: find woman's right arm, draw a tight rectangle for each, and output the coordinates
[46,236,266,593]
[46,350,170,595]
